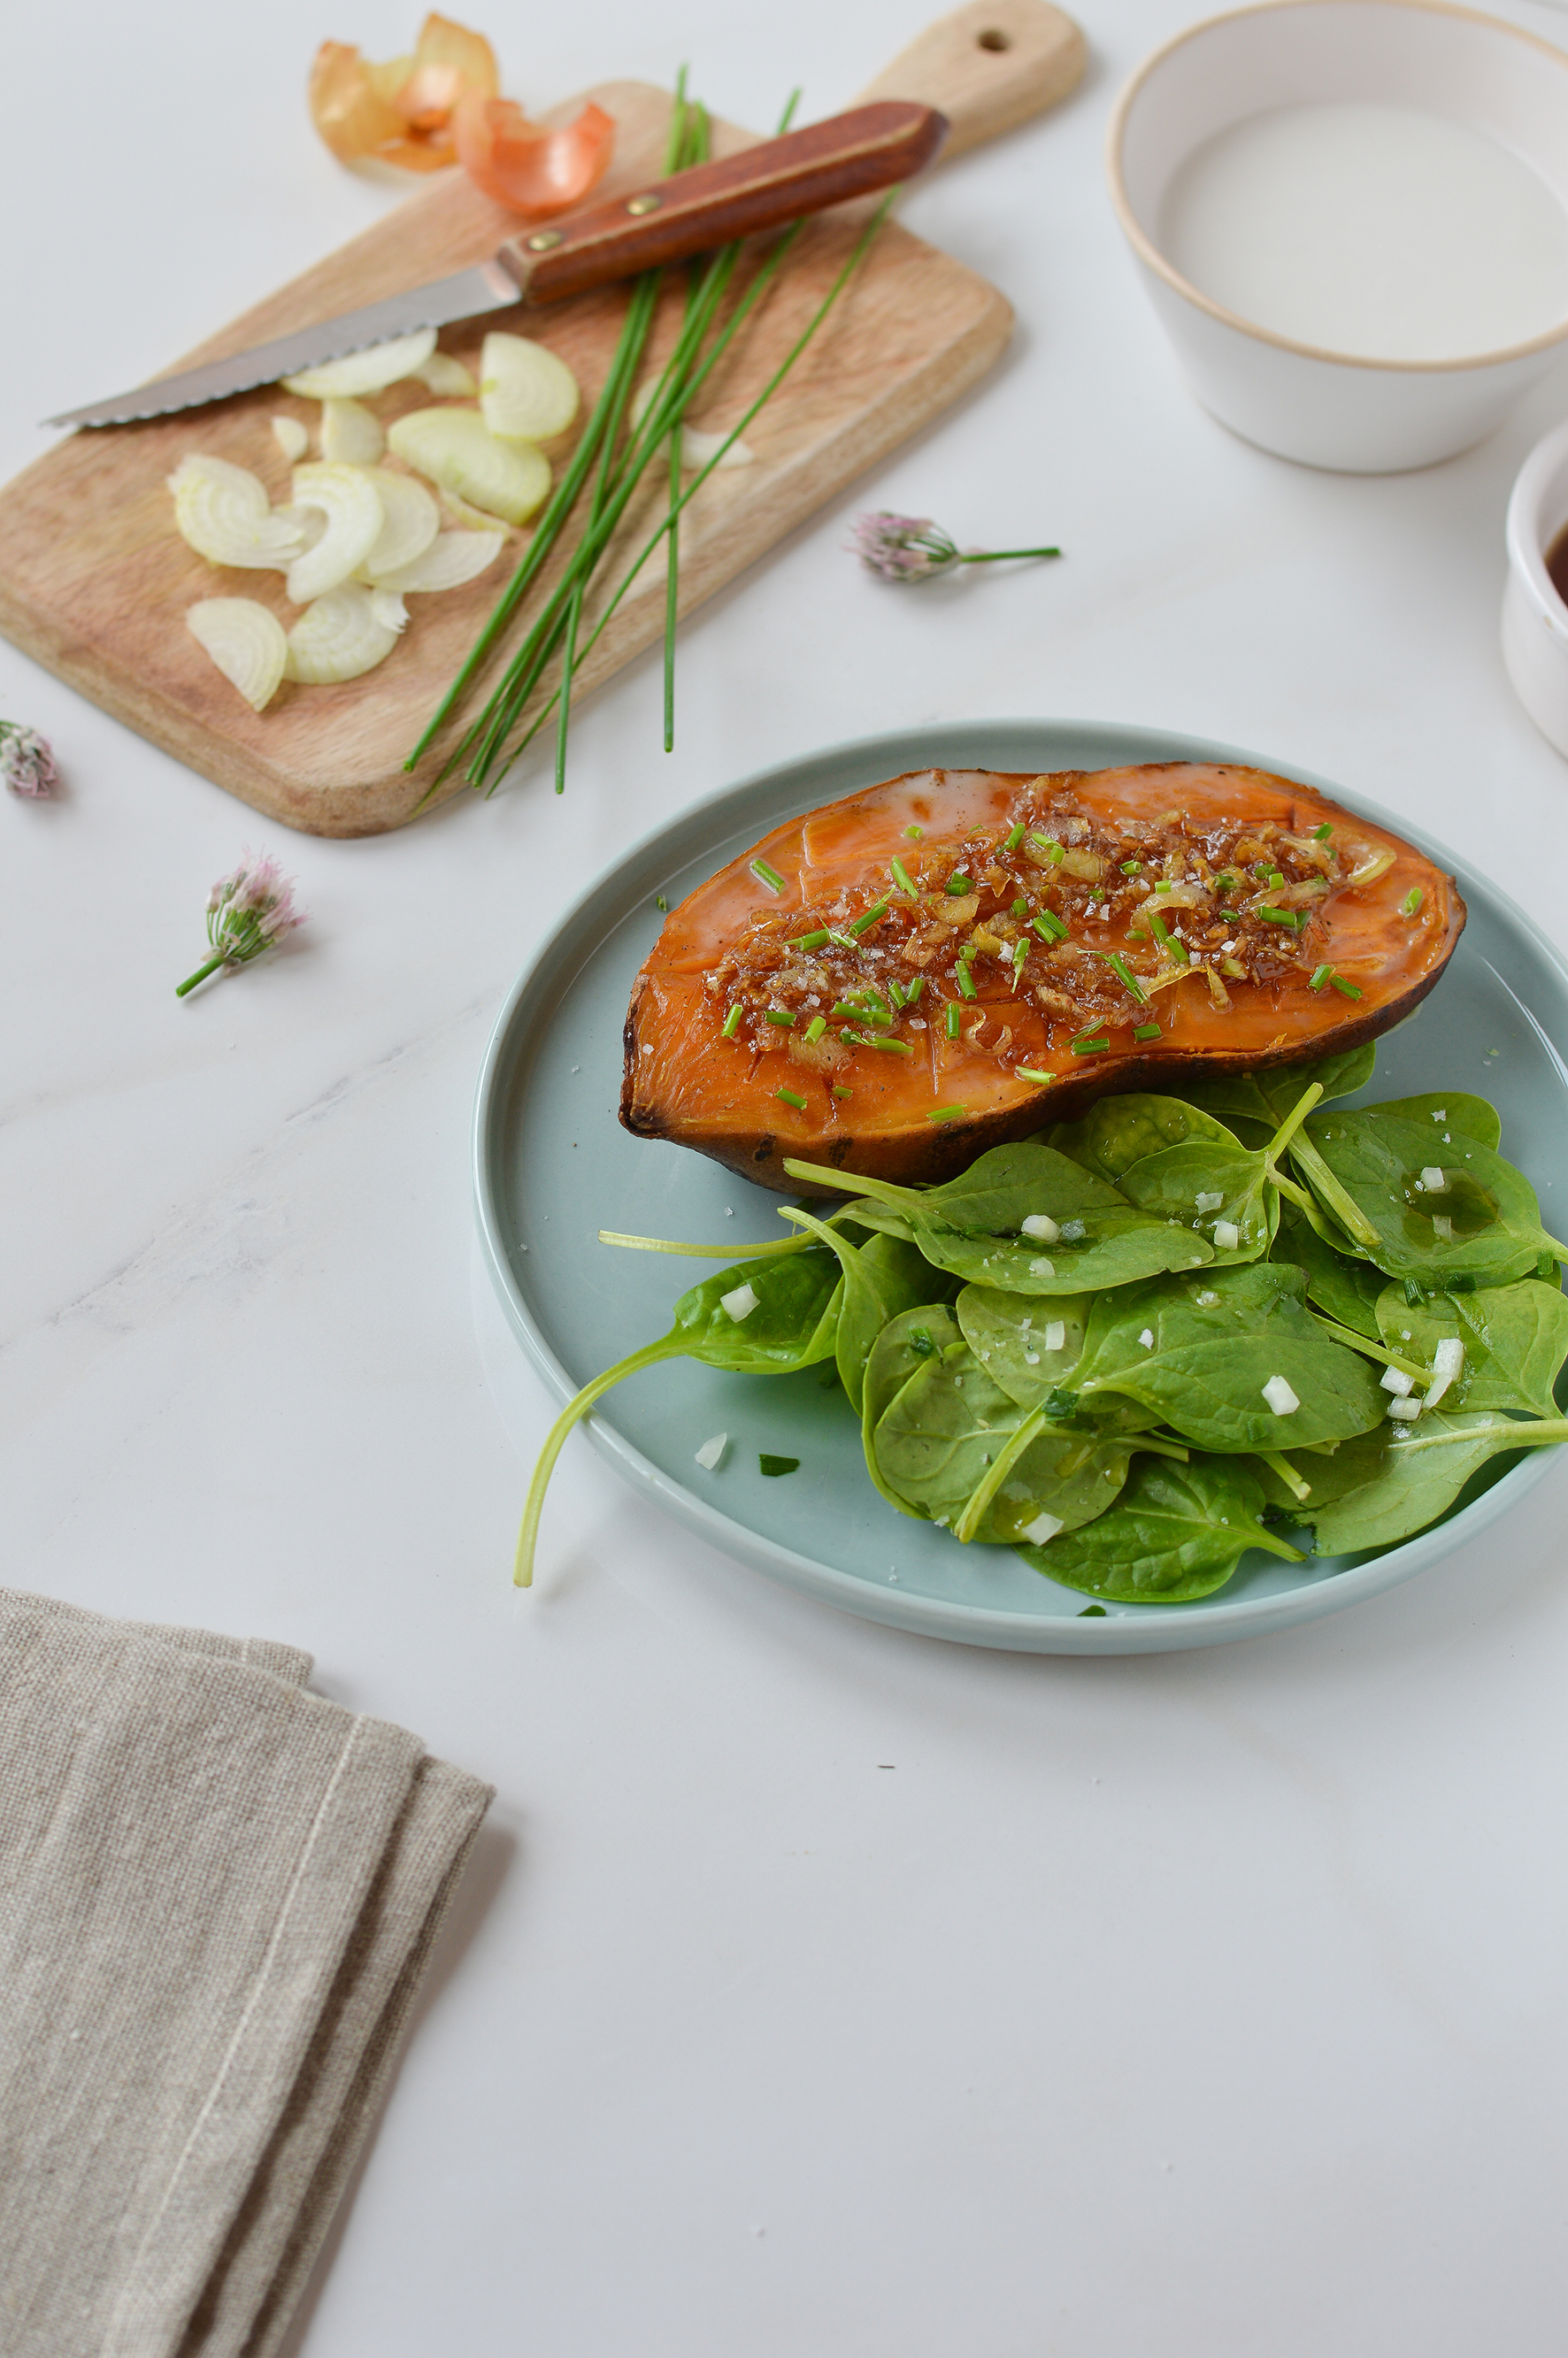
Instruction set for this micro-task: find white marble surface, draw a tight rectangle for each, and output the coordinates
[7,2,1568,2349]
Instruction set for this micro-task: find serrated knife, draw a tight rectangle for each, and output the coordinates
[46,102,945,431]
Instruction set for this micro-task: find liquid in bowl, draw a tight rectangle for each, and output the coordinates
[1160,100,1568,362]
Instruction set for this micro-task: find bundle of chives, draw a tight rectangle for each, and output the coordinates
[407,80,888,803]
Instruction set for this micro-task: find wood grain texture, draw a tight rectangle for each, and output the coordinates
[0,79,1016,838]
[857,0,1087,161]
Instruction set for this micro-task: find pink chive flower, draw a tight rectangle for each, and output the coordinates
[176,849,305,999]
[0,721,58,796]
[849,511,1061,583]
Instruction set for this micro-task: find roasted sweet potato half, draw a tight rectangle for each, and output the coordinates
[621,762,1464,1191]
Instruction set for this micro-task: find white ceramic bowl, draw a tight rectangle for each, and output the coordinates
[1503,416,1568,760]
[1107,0,1568,472]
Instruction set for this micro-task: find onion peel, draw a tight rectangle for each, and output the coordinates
[309,13,498,173]
[451,94,613,215]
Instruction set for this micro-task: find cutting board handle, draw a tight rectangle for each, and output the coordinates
[856,0,1086,163]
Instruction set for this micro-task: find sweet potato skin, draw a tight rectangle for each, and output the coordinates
[621,763,1464,1193]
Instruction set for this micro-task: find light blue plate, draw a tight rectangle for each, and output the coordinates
[473,720,1568,1653]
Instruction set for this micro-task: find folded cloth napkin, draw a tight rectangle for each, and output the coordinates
[0,1587,494,2358]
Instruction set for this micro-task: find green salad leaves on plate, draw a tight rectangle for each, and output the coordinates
[518,1042,1568,1601]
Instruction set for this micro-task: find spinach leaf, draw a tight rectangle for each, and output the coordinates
[870,1345,1030,1525]
[786,1146,1214,1296]
[1255,1410,1568,1554]
[860,1304,965,1517]
[1374,1278,1568,1418]
[517,1248,843,1583]
[956,1285,1096,1408]
[870,1343,1134,1540]
[1173,1042,1377,1141]
[1275,1199,1386,1336]
[1067,1263,1387,1451]
[783,1207,951,1415]
[1293,1109,1568,1288]
[1115,1139,1281,1267]
[1368,1093,1502,1153]
[1045,1094,1241,1184]
[963,1418,1136,1546]
[955,1284,1165,1433]
[1014,1456,1303,1602]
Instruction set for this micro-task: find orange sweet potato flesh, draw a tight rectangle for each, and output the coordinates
[621,763,1464,1193]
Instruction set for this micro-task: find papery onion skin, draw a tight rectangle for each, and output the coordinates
[451,95,613,215]
[285,582,401,683]
[187,598,289,711]
[308,13,498,173]
[386,407,550,525]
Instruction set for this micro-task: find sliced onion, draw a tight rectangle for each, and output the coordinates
[284,582,401,683]
[451,95,613,216]
[287,463,385,602]
[442,486,509,531]
[281,328,437,402]
[370,588,410,633]
[415,350,478,396]
[320,396,386,464]
[187,597,288,710]
[480,333,580,442]
[360,469,441,579]
[374,528,505,594]
[271,415,310,463]
[628,383,753,469]
[386,407,549,524]
[169,455,306,569]
[273,503,327,553]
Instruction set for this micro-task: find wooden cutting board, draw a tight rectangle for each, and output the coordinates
[0,1,1081,838]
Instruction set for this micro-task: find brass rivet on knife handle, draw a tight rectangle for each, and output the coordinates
[501,101,948,307]
[855,0,1085,164]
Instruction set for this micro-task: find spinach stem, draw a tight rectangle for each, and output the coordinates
[1264,1081,1324,1164]
[1259,1448,1312,1502]
[1286,1128,1383,1255]
[516,1336,687,1586]
[596,1225,826,1258]
[1307,1312,1428,1382]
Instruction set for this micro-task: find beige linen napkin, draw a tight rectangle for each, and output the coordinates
[0,1587,494,2358]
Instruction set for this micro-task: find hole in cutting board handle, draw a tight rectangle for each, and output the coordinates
[976,27,1012,49]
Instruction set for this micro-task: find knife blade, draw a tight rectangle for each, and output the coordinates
[47,101,946,431]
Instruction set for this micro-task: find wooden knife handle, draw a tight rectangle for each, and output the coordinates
[856,0,1085,164]
[502,102,948,306]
